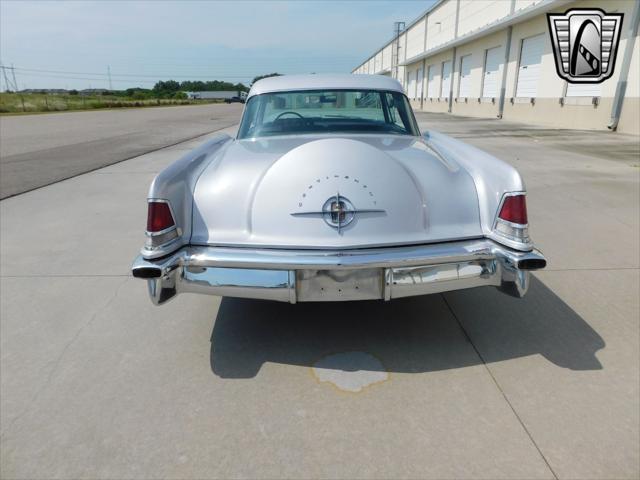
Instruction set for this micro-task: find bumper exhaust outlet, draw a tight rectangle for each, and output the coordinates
[131,267,162,279]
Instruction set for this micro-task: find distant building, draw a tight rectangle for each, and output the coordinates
[19,89,69,94]
[79,89,109,96]
[184,91,246,100]
[353,0,639,135]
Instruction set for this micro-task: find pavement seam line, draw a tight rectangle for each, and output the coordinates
[441,293,560,480]
[0,122,237,201]
[0,277,129,442]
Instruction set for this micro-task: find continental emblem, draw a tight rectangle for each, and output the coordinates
[291,193,385,233]
[547,8,623,84]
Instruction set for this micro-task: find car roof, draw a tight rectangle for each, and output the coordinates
[247,74,404,98]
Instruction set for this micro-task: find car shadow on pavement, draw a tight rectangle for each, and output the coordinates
[210,276,604,379]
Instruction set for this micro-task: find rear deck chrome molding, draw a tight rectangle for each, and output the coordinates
[131,239,546,305]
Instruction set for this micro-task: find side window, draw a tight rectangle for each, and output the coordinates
[385,93,404,129]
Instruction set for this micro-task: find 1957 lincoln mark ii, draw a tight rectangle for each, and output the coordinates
[132,74,546,304]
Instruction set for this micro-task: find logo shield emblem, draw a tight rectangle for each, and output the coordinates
[291,193,385,233]
[547,8,623,84]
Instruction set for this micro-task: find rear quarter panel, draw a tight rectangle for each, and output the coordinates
[145,134,232,257]
[426,131,526,236]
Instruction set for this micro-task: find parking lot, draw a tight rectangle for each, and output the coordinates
[1,106,638,479]
[0,103,243,199]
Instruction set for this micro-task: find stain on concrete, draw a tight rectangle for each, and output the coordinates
[311,351,389,393]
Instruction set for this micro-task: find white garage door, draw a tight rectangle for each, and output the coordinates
[458,54,472,98]
[516,34,545,97]
[482,46,502,98]
[566,82,602,97]
[427,64,439,99]
[416,68,424,100]
[407,70,416,99]
[441,60,452,99]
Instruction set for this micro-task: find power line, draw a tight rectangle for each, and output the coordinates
[3,66,257,79]
[8,71,159,84]
[11,72,259,85]
[0,66,261,89]
[3,63,358,80]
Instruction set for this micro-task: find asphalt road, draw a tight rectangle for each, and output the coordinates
[0,104,243,199]
[1,110,638,479]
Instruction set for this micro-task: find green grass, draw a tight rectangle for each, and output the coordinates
[0,93,221,115]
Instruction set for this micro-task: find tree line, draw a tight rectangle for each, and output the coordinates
[153,74,282,95]
[7,73,284,100]
[152,80,249,96]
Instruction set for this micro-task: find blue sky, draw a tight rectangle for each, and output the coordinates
[0,0,435,90]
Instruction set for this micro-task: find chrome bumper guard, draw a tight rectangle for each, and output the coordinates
[131,239,546,305]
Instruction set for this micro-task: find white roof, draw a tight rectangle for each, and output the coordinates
[248,74,403,98]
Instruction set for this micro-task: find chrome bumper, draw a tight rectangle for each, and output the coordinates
[131,239,546,305]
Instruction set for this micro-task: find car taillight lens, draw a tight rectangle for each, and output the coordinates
[494,193,530,246]
[145,201,179,251]
[147,201,175,232]
[498,195,528,225]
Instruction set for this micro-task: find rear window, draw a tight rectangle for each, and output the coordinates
[237,89,420,139]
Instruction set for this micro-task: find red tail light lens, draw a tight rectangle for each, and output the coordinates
[498,195,528,225]
[146,201,175,232]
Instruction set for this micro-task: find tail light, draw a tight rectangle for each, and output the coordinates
[145,200,179,250]
[147,201,175,232]
[498,194,528,225]
[494,193,530,245]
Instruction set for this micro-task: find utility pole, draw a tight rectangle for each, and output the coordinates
[1,65,19,92]
[1,66,12,91]
[392,21,406,81]
[10,64,18,91]
[107,65,113,91]
[1,64,25,111]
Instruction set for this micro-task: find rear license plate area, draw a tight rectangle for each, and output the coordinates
[296,268,383,301]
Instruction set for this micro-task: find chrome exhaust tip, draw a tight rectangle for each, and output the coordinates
[517,258,547,270]
[132,266,162,279]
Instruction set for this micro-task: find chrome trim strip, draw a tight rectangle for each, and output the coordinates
[141,234,183,255]
[145,225,180,238]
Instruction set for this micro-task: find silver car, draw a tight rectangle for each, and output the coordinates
[132,74,546,304]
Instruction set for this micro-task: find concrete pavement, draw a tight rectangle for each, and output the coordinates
[0,104,243,199]
[0,113,638,479]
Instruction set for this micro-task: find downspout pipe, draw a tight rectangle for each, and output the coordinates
[448,47,457,113]
[420,13,428,110]
[497,26,513,119]
[420,58,426,110]
[608,0,640,131]
[449,0,461,114]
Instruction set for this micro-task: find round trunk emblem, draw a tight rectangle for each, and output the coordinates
[322,194,355,230]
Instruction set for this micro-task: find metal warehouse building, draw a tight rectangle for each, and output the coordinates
[353,0,640,135]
